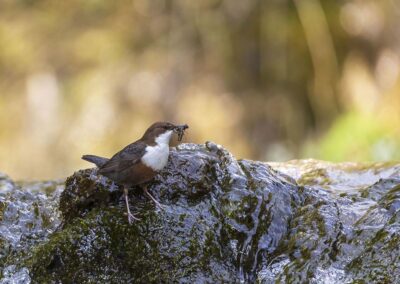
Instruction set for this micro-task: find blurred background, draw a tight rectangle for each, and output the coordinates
[0,0,400,180]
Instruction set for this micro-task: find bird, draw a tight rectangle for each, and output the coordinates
[82,121,189,224]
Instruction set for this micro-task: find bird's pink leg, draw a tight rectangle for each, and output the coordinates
[124,187,140,224]
[143,186,165,209]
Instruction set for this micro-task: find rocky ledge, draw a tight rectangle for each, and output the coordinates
[1,143,400,283]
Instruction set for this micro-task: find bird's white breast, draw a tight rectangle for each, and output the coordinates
[141,130,173,171]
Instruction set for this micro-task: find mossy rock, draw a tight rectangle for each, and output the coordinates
[2,145,400,283]
[22,143,301,283]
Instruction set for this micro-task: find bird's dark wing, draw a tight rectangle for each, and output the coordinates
[98,141,147,178]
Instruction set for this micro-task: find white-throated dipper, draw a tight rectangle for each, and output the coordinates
[82,122,189,224]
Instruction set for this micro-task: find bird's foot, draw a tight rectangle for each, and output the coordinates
[151,198,166,210]
[144,188,166,210]
[126,212,141,224]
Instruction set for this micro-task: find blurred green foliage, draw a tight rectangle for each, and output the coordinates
[0,0,399,179]
[304,112,400,161]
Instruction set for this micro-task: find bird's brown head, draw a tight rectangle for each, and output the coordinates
[142,122,188,144]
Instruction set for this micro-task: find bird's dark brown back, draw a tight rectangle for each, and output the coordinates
[98,140,150,186]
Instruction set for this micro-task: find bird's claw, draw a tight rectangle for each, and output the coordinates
[153,200,166,210]
[126,212,141,224]
[144,188,166,210]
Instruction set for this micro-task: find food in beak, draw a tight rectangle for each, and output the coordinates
[175,124,189,141]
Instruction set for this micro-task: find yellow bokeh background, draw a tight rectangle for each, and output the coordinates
[0,0,400,180]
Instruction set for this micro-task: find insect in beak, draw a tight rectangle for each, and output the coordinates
[174,124,189,141]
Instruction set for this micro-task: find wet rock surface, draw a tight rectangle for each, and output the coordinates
[1,144,400,283]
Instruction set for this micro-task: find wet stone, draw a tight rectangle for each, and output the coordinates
[0,144,400,283]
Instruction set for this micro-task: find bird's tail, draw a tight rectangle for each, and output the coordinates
[82,154,109,167]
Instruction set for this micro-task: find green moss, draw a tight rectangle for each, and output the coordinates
[298,168,331,186]
[25,208,178,282]
[0,200,5,222]
[351,280,366,284]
